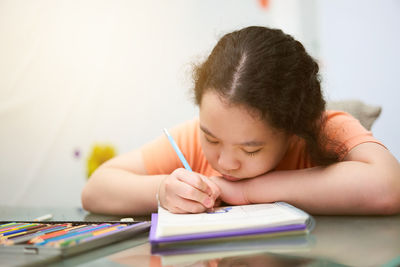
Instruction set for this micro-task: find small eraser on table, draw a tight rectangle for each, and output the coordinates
[33,214,53,221]
[120,217,135,222]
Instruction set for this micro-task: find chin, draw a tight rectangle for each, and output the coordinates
[221,174,244,182]
[221,170,270,181]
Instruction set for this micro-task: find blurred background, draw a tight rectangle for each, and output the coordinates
[0,0,399,207]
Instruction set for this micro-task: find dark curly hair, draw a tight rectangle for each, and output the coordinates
[192,26,342,166]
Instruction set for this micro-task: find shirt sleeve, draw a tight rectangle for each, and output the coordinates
[140,119,198,175]
[324,110,385,158]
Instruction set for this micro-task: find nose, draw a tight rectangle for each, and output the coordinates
[217,149,240,172]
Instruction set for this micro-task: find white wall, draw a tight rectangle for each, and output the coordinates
[0,0,397,208]
[318,0,400,160]
[0,0,280,207]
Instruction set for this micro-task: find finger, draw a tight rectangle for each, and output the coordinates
[200,175,221,200]
[173,198,208,214]
[174,169,213,195]
[168,206,187,214]
[214,198,222,207]
[174,180,215,208]
[161,175,213,209]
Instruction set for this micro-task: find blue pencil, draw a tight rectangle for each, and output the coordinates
[0,223,38,236]
[4,225,70,245]
[163,128,192,171]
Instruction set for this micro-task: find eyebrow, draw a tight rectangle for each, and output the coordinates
[199,125,266,147]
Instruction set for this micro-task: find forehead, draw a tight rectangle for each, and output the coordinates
[199,92,281,141]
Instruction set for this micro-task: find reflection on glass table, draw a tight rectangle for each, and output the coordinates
[106,242,347,267]
[153,233,314,266]
[94,213,400,267]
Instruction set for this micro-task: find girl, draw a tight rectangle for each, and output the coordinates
[82,26,400,215]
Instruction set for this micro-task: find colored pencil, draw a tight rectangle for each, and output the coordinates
[0,222,24,230]
[0,223,72,242]
[0,223,36,234]
[163,128,192,171]
[1,222,139,249]
[27,224,72,244]
[0,225,50,241]
[79,223,140,243]
[4,224,71,246]
[52,224,126,248]
[29,224,86,244]
[35,223,111,246]
[0,222,17,228]
[31,225,81,241]
[0,224,40,236]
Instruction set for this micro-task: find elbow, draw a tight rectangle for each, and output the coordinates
[370,176,400,215]
[381,167,400,215]
[374,195,400,215]
[81,168,106,213]
[366,159,400,215]
[81,184,97,213]
[379,183,400,215]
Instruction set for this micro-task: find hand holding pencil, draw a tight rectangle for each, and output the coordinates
[159,128,220,214]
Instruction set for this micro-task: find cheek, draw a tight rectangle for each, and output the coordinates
[242,151,282,176]
[258,147,287,171]
[200,140,218,162]
[243,157,272,175]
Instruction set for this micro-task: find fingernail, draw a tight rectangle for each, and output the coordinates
[204,198,212,208]
[207,189,213,196]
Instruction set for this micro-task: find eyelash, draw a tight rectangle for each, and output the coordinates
[244,149,261,157]
[205,136,219,144]
[205,135,261,156]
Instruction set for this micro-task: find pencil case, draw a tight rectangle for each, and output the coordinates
[0,220,151,258]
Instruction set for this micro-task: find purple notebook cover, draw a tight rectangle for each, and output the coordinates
[149,213,307,244]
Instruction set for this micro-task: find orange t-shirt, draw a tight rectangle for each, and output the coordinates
[141,111,384,176]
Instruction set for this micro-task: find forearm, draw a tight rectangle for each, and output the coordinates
[82,167,166,215]
[245,160,400,215]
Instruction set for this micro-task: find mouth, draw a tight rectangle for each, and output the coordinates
[221,174,242,182]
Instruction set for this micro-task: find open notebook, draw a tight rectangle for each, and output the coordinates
[150,202,315,254]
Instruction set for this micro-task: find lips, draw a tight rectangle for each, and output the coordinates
[222,174,241,182]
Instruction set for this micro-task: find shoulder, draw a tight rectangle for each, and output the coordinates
[140,118,200,175]
[323,110,375,137]
[169,118,199,145]
[325,109,358,121]
[323,110,385,156]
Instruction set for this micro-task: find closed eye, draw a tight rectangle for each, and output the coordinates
[205,135,219,144]
[243,148,262,156]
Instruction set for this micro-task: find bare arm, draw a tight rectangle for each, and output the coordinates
[81,149,163,215]
[212,143,400,215]
[81,149,219,215]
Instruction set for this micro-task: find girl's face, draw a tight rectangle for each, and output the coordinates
[199,91,292,181]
